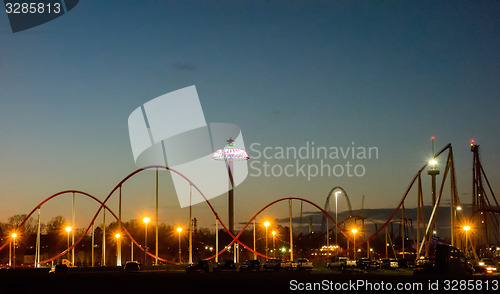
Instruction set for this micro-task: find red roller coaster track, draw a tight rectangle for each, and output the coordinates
[2,143,484,264]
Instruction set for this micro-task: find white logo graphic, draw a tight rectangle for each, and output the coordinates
[128,85,248,207]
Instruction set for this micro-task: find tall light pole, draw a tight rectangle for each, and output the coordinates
[36,208,41,268]
[11,233,17,268]
[253,219,256,260]
[143,217,150,266]
[272,231,276,258]
[188,185,193,265]
[455,206,462,248]
[8,235,11,267]
[351,228,357,260]
[335,191,340,247]
[65,226,72,262]
[115,233,121,266]
[155,169,159,266]
[264,221,270,259]
[289,199,294,262]
[215,218,219,263]
[177,227,182,263]
[118,187,122,267]
[130,231,133,262]
[91,223,94,267]
[463,225,471,257]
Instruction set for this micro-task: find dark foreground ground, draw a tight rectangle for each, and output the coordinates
[0,267,499,294]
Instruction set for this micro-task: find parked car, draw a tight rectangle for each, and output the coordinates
[475,258,497,274]
[296,258,313,271]
[124,261,141,272]
[49,264,68,274]
[379,258,399,269]
[240,260,261,272]
[186,260,210,273]
[327,257,348,270]
[414,244,474,276]
[390,259,399,268]
[262,258,282,271]
[345,259,357,267]
[367,259,381,269]
[213,260,237,272]
[397,258,416,268]
[281,260,299,271]
[356,258,371,269]
[416,257,433,268]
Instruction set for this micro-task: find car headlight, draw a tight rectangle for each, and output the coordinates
[479,262,485,266]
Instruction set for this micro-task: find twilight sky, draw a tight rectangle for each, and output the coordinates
[0,0,499,232]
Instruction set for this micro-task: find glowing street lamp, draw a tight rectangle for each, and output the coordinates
[264,221,270,259]
[115,233,121,266]
[351,228,358,260]
[143,217,150,265]
[428,158,438,167]
[177,227,182,263]
[65,226,72,261]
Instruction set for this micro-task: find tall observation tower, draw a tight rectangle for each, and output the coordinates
[212,138,249,235]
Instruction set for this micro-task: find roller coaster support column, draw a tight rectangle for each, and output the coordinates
[402,204,405,259]
[416,172,425,259]
[289,199,294,261]
[326,214,329,251]
[189,184,193,265]
[102,208,106,266]
[449,148,457,247]
[117,187,122,266]
[385,227,388,258]
[155,168,159,266]
[36,208,41,268]
[72,192,75,265]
